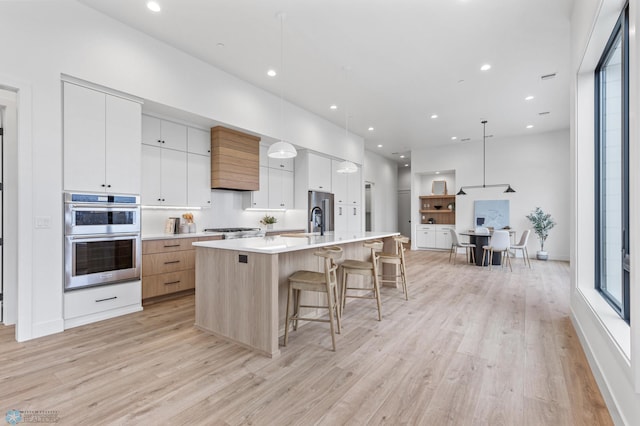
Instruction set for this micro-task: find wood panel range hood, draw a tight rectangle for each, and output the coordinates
[210,126,260,191]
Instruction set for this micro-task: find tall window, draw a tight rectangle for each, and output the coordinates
[595,6,630,322]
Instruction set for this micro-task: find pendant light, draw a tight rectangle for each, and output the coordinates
[268,12,297,159]
[336,66,358,174]
[456,120,515,195]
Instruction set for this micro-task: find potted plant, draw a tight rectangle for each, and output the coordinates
[526,207,556,260]
[260,214,277,229]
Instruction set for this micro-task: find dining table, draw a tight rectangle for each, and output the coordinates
[458,229,516,266]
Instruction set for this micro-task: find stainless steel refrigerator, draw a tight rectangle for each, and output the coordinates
[308,190,334,233]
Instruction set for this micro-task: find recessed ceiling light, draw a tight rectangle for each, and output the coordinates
[147,1,161,12]
[525,95,534,101]
[526,124,534,129]
[480,64,491,71]
[400,155,405,159]
[431,114,438,119]
[377,144,383,148]
[435,171,440,175]
[368,127,374,131]
[216,42,225,48]
[404,164,409,167]
[267,69,277,77]
[451,136,457,140]
[330,105,337,110]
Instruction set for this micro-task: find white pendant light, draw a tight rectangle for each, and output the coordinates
[268,12,297,159]
[336,66,357,173]
[336,160,358,173]
[268,141,297,158]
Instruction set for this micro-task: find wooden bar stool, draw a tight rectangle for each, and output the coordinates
[284,246,343,351]
[377,235,409,300]
[340,240,383,320]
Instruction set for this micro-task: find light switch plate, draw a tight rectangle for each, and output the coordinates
[35,216,51,229]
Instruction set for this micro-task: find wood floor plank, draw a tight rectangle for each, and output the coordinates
[0,250,612,425]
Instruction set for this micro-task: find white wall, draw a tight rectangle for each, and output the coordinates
[411,130,570,260]
[0,1,364,341]
[363,150,398,232]
[397,166,411,191]
[571,0,640,424]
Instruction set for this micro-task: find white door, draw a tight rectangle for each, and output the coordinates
[398,190,411,238]
[187,153,211,207]
[105,94,141,194]
[161,148,187,206]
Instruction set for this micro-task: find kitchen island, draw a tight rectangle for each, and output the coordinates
[193,231,400,356]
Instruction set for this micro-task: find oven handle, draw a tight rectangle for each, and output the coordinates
[68,205,140,210]
[67,233,140,241]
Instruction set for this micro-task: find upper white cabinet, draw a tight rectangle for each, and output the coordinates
[187,153,212,207]
[294,150,332,209]
[142,115,187,151]
[308,153,332,191]
[141,144,187,206]
[331,160,361,205]
[187,127,211,156]
[268,156,294,172]
[63,82,141,194]
[141,115,211,207]
[244,144,294,209]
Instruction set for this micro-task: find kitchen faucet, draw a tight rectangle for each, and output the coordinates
[310,206,324,236]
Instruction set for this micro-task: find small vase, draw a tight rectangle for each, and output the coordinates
[266,224,274,230]
[537,250,548,261]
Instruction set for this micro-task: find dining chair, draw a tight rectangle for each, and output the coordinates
[449,229,475,264]
[481,230,512,271]
[511,230,532,269]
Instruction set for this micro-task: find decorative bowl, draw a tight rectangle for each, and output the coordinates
[434,205,443,210]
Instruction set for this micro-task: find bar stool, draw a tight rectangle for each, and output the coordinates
[340,240,383,320]
[284,246,343,351]
[377,235,409,300]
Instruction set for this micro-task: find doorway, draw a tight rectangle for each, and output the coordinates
[397,190,411,238]
[365,182,374,231]
[0,88,16,325]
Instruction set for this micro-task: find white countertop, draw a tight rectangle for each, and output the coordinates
[192,231,400,254]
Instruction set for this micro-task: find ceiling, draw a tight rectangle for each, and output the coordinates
[78,0,573,165]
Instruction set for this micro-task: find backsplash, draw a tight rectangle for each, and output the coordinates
[141,190,307,235]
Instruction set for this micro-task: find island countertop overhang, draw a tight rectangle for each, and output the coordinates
[192,231,400,254]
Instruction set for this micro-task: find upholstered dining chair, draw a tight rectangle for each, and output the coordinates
[511,230,532,269]
[449,229,475,264]
[481,230,512,271]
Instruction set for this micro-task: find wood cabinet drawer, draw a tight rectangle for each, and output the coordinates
[142,238,199,254]
[142,250,195,276]
[142,269,195,299]
[64,281,141,319]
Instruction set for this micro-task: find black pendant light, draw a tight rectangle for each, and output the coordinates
[456,120,516,195]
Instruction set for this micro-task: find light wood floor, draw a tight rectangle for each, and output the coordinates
[0,250,612,425]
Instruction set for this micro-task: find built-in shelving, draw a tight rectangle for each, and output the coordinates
[419,195,456,225]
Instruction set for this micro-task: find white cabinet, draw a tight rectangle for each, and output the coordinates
[245,144,295,210]
[141,116,211,207]
[308,153,332,191]
[187,127,211,156]
[63,82,141,194]
[187,153,211,207]
[142,115,187,151]
[268,169,294,209]
[268,156,294,172]
[416,225,452,249]
[416,225,437,248]
[64,281,142,329]
[294,150,333,208]
[331,160,362,204]
[346,204,362,234]
[142,145,187,206]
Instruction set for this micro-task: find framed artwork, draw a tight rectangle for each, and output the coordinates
[432,180,447,195]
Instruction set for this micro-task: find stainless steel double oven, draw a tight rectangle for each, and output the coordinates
[64,193,141,291]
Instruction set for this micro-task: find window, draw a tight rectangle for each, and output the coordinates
[594,5,630,322]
